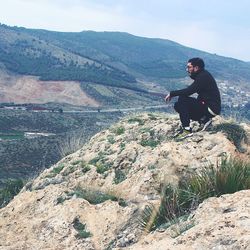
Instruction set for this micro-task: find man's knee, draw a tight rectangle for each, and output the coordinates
[174,96,189,112]
[178,96,189,103]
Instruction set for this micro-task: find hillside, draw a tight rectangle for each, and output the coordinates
[0,109,125,186]
[0,24,250,108]
[0,113,249,249]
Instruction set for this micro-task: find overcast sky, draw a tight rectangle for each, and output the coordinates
[1,0,250,61]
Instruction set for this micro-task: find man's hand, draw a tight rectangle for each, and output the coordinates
[164,94,171,102]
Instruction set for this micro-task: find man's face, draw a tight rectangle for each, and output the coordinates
[186,62,199,76]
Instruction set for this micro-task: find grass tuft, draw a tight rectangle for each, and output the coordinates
[70,186,118,205]
[138,157,250,232]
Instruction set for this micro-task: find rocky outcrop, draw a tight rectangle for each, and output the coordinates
[128,190,250,250]
[0,113,249,250]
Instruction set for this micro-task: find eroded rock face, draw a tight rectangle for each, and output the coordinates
[0,113,249,250]
[128,190,250,250]
[0,74,99,106]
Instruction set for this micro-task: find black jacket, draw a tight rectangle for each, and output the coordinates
[170,69,221,115]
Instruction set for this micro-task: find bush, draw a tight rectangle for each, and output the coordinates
[114,169,127,184]
[140,139,160,148]
[73,218,92,239]
[138,157,250,232]
[113,126,125,135]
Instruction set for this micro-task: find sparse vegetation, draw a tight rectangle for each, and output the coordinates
[81,163,91,174]
[169,216,195,238]
[140,127,155,136]
[52,164,65,174]
[0,109,121,186]
[73,218,92,239]
[147,113,158,121]
[88,153,112,174]
[212,122,248,152]
[128,117,145,126]
[56,196,68,204]
[119,142,126,152]
[89,155,103,165]
[61,165,76,176]
[57,130,87,158]
[70,187,122,205]
[113,126,125,135]
[44,164,65,178]
[140,139,160,148]
[107,135,116,144]
[96,162,112,174]
[114,169,127,184]
[0,179,24,208]
[138,157,250,232]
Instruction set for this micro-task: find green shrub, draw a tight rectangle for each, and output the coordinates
[107,135,116,144]
[88,153,112,174]
[96,163,111,174]
[113,126,125,135]
[71,187,118,204]
[140,139,160,148]
[73,218,92,239]
[81,164,91,173]
[56,196,68,204]
[138,157,250,232]
[0,179,24,208]
[53,164,65,174]
[44,164,65,178]
[119,142,126,152]
[114,169,127,184]
[72,160,81,165]
[89,156,102,165]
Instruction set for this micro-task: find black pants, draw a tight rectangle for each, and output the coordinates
[174,96,212,127]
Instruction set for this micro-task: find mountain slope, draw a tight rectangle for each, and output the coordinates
[0,113,249,249]
[0,24,250,108]
[6,25,250,82]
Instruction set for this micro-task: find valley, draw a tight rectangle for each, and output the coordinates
[0,106,171,188]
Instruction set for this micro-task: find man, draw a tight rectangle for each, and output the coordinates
[165,57,221,139]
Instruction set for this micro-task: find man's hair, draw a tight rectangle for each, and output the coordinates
[188,58,205,69]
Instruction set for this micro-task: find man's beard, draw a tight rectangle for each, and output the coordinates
[189,70,200,79]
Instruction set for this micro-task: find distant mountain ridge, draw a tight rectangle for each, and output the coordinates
[0,24,250,107]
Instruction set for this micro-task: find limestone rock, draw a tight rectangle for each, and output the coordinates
[0,113,249,250]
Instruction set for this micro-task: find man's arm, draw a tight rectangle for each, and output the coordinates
[170,78,202,97]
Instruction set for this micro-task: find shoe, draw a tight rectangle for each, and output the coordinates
[199,117,212,131]
[173,126,184,137]
[174,127,193,140]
